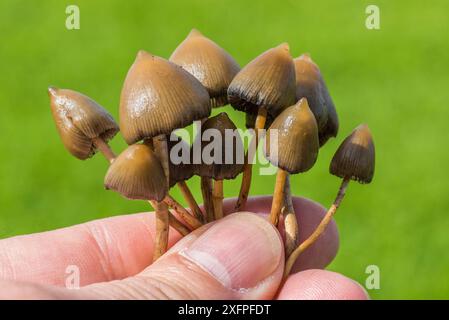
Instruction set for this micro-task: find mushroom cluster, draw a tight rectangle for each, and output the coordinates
[48,29,375,275]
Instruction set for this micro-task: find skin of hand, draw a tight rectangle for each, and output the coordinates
[0,196,368,300]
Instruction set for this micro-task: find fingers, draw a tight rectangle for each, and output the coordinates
[224,196,339,272]
[0,213,182,286]
[80,212,285,299]
[277,269,369,300]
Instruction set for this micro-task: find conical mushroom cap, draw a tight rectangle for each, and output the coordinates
[330,124,375,184]
[120,51,211,144]
[167,134,194,188]
[104,144,167,201]
[194,113,244,180]
[170,29,240,108]
[227,43,296,118]
[48,87,119,160]
[264,98,319,174]
[294,54,339,146]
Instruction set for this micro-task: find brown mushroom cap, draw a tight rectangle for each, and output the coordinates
[48,87,119,160]
[227,43,296,118]
[120,51,211,144]
[167,135,194,188]
[264,98,319,174]
[294,54,339,146]
[194,113,244,180]
[330,124,375,184]
[104,144,167,201]
[170,29,240,108]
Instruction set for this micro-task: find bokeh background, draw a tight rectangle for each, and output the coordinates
[1,0,448,299]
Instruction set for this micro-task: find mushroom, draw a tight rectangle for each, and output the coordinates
[194,113,244,220]
[264,98,319,226]
[120,50,210,258]
[170,29,240,219]
[227,43,296,211]
[284,124,375,278]
[104,144,190,244]
[48,87,118,163]
[294,54,339,146]
[170,28,240,108]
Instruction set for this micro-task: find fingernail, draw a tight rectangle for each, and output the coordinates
[181,212,283,290]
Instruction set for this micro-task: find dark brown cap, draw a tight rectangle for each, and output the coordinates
[120,50,211,144]
[194,113,244,180]
[264,98,319,174]
[330,124,375,184]
[104,144,167,201]
[170,29,240,108]
[294,54,339,146]
[167,134,194,188]
[227,43,296,118]
[48,87,119,160]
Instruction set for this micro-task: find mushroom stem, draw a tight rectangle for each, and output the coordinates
[212,179,224,220]
[152,200,170,261]
[235,107,267,211]
[284,178,350,278]
[92,137,116,164]
[152,135,170,259]
[201,176,215,222]
[164,194,203,230]
[177,181,204,222]
[282,174,299,257]
[269,168,288,225]
[149,200,192,235]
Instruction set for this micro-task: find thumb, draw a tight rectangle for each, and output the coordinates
[82,212,285,299]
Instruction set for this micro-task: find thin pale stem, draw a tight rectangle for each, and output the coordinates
[282,174,299,257]
[269,168,288,225]
[92,137,116,164]
[235,107,267,211]
[150,200,192,234]
[164,194,202,230]
[212,179,224,220]
[284,178,350,278]
[201,176,215,222]
[152,201,170,261]
[177,181,204,223]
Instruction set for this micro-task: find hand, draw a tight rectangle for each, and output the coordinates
[0,196,368,299]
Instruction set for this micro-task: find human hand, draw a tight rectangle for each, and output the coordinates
[0,196,368,299]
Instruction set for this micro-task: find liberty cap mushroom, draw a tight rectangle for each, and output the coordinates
[284,124,375,278]
[227,43,296,211]
[195,113,244,220]
[170,29,240,108]
[120,51,210,259]
[48,87,118,162]
[294,54,339,146]
[264,98,319,225]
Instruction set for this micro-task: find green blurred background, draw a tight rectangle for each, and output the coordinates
[0,0,448,299]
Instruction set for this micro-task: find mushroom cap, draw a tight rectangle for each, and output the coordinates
[104,144,167,201]
[194,113,244,180]
[170,29,241,108]
[227,43,296,118]
[167,134,194,188]
[330,124,375,184]
[294,54,339,146]
[264,98,319,174]
[120,51,211,144]
[48,87,119,160]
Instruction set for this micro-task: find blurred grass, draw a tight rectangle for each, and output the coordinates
[0,0,448,299]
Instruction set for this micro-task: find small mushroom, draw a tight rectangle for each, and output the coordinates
[48,87,118,162]
[294,54,339,146]
[170,29,240,108]
[195,113,244,220]
[104,144,190,237]
[264,98,319,226]
[227,43,296,211]
[120,51,210,259]
[284,124,375,278]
